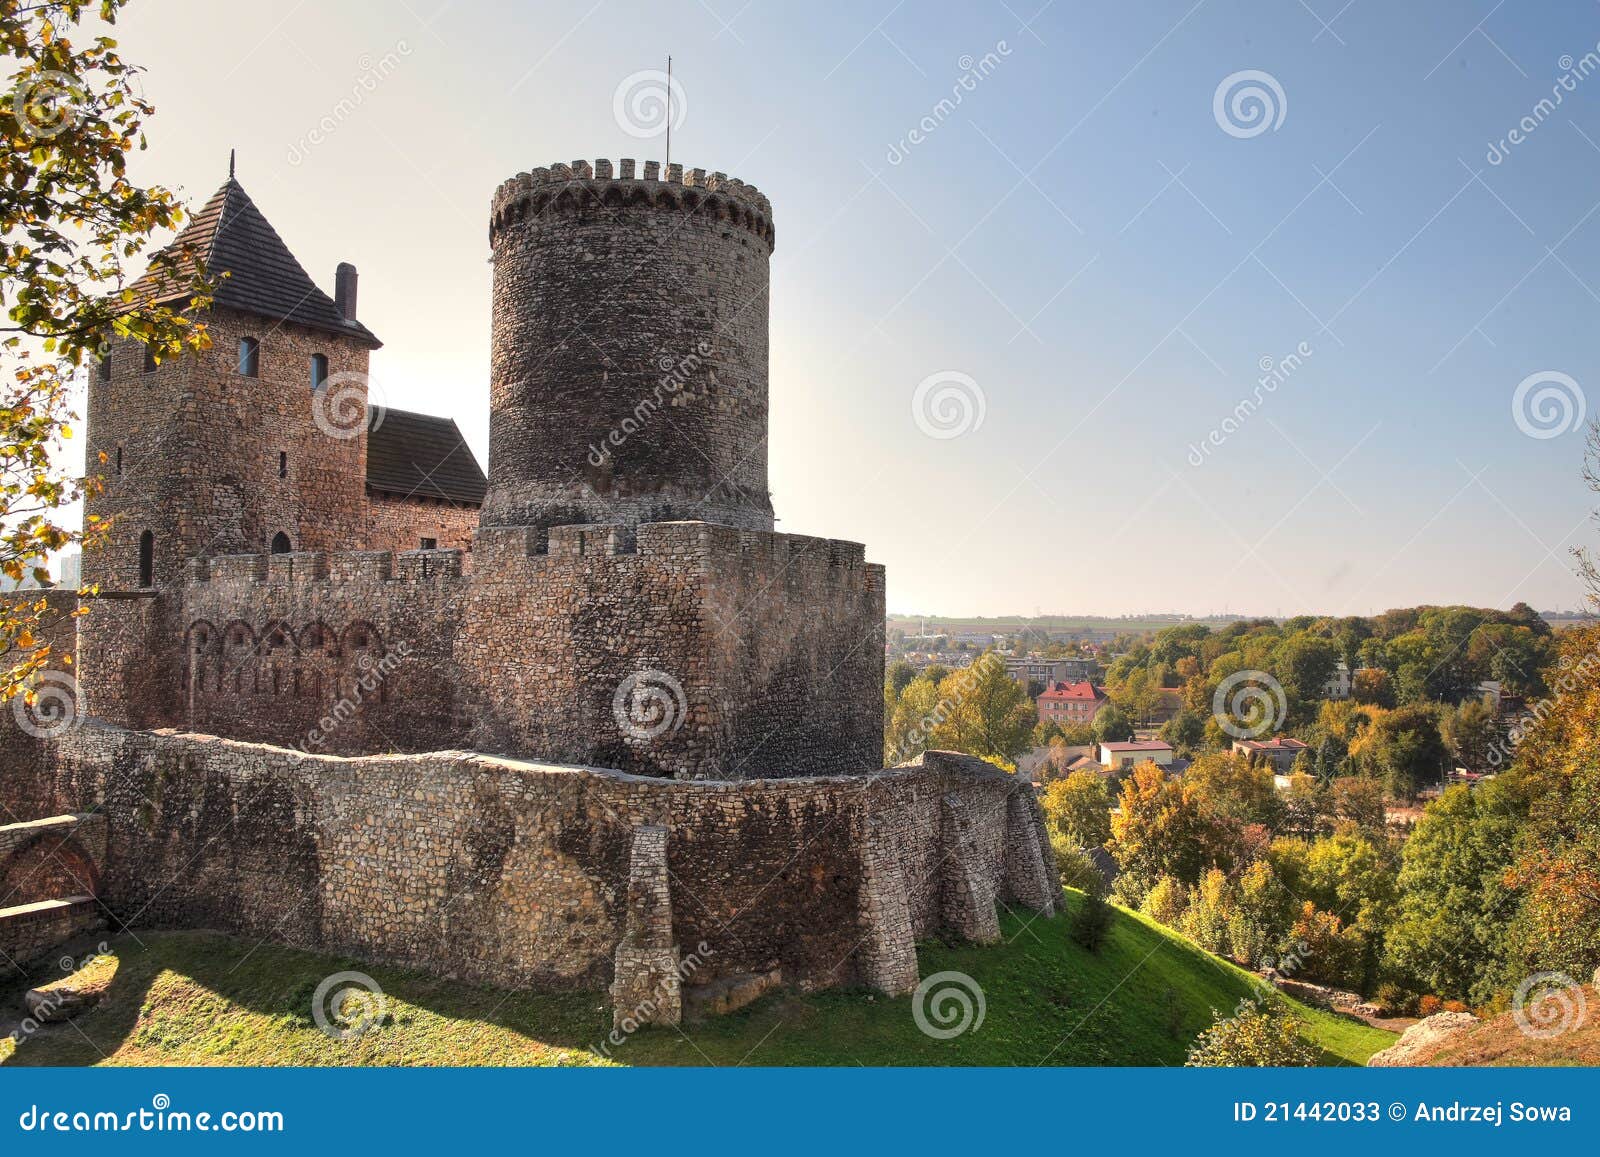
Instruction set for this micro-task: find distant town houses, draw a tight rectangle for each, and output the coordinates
[1321,661,1351,700]
[1232,736,1310,772]
[901,651,976,671]
[1035,679,1107,725]
[1098,739,1174,770]
[1005,655,1102,686]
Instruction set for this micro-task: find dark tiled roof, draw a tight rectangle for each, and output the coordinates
[366,408,486,505]
[129,177,381,347]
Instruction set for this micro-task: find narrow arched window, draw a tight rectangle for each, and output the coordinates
[137,530,154,586]
[238,337,260,377]
[309,353,328,389]
[97,351,112,382]
[143,346,157,374]
[270,531,292,554]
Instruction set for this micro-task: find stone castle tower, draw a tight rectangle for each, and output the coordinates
[83,171,485,591]
[482,160,776,535]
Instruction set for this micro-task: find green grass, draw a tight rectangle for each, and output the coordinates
[1,892,1394,1067]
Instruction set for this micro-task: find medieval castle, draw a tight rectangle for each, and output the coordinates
[1,157,1056,1025]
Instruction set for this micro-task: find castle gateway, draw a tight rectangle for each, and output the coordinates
[3,159,1054,1022]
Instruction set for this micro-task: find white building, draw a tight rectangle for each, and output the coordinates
[1098,740,1174,770]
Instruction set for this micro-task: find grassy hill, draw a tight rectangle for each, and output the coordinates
[1,892,1393,1067]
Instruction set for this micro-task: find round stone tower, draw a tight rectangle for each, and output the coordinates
[482,159,777,535]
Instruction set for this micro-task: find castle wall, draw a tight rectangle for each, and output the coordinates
[457,521,884,777]
[176,550,467,754]
[361,491,480,552]
[9,723,1053,996]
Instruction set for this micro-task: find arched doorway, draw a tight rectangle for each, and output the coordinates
[270,531,292,554]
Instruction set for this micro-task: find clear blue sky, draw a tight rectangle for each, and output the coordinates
[105,0,1600,617]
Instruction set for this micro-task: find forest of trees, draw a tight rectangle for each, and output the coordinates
[883,602,1590,1014]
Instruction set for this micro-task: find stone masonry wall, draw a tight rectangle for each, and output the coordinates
[176,549,468,754]
[458,520,884,777]
[7,723,1054,998]
[482,160,775,534]
[82,308,373,589]
[362,491,480,553]
[81,516,880,777]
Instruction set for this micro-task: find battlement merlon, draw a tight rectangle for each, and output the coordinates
[470,520,874,571]
[490,159,775,250]
[179,524,879,587]
[185,549,466,585]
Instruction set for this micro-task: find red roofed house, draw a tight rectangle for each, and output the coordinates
[1232,736,1310,772]
[1098,740,1174,770]
[1036,680,1107,725]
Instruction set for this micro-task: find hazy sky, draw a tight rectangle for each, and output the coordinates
[93,0,1600,617]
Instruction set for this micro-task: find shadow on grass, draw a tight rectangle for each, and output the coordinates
[0,896,1396,1068]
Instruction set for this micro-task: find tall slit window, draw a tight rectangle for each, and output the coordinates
[309,353,328,389]
[137,530,154,587]
[278,451,287,479]
[238,336,260,378]
[142,346,157,374]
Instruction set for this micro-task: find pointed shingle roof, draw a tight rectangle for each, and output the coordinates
[129,177,381,347]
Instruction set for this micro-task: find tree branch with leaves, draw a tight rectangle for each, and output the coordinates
[2,0,211,702]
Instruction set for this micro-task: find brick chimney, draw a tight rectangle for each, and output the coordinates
[334,262,358,322]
